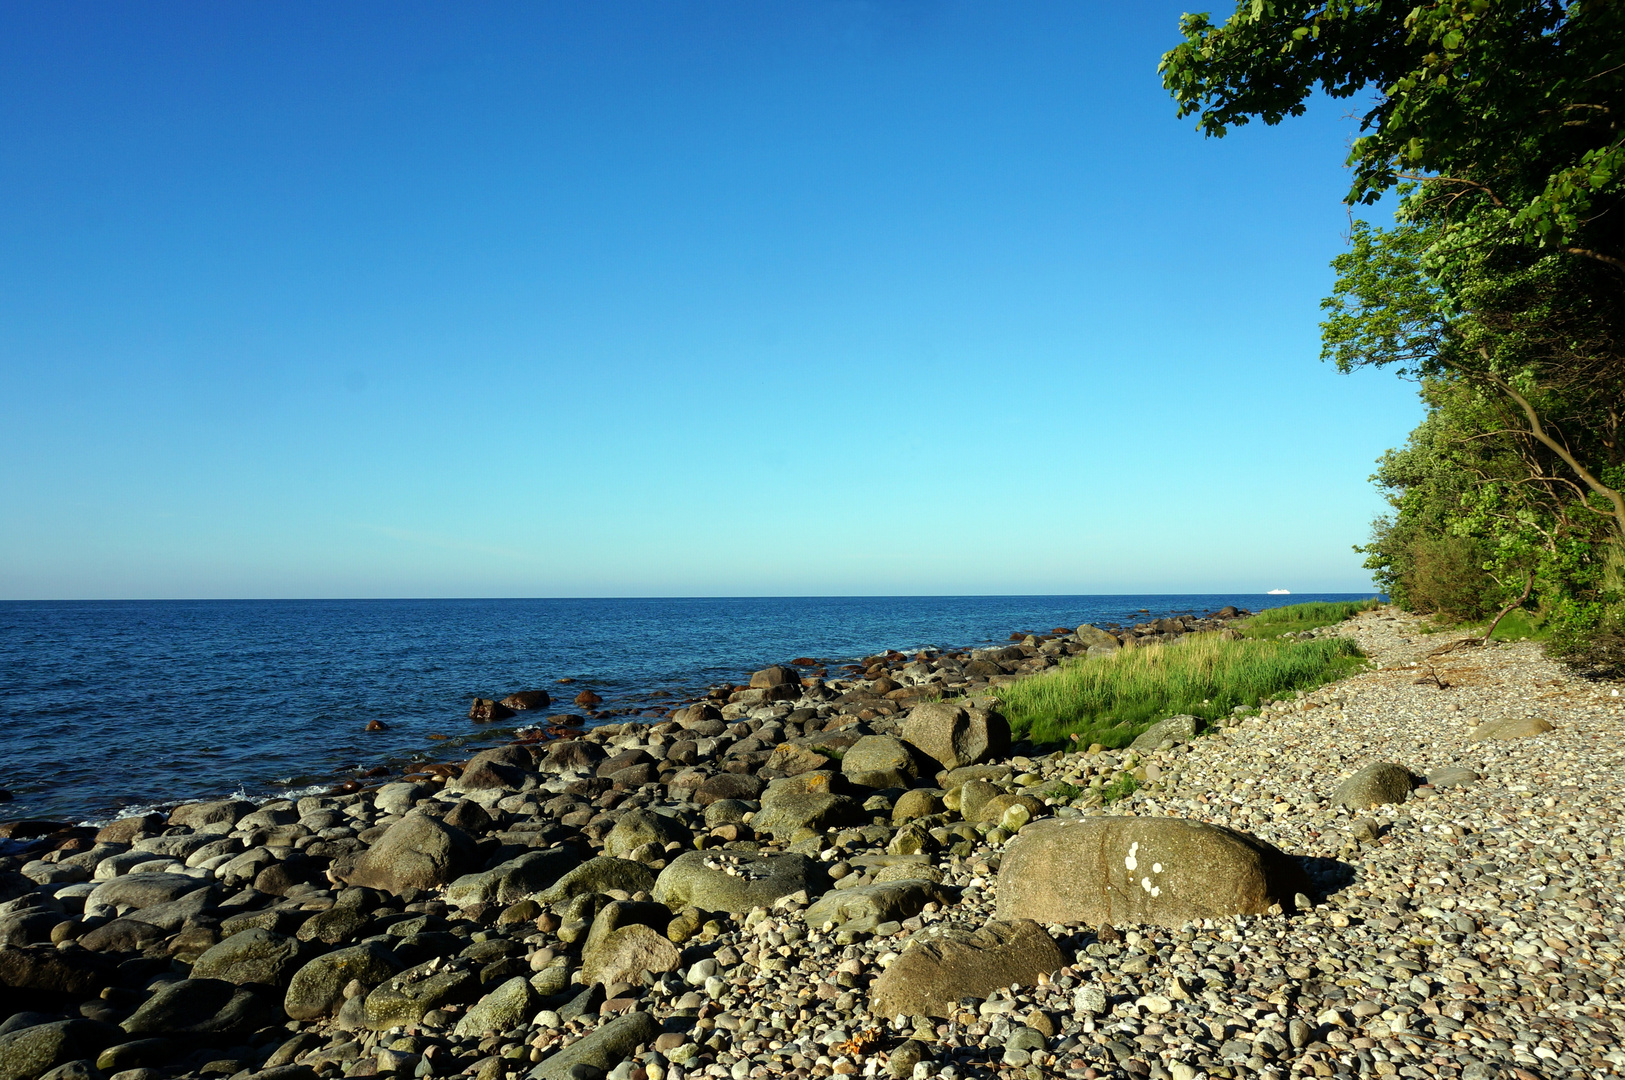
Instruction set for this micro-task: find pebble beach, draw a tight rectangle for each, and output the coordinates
[2,606,1620,1080]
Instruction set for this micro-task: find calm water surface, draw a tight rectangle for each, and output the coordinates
[0,594,1370,822]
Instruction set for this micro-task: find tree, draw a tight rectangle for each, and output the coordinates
[1161,1,1625,650]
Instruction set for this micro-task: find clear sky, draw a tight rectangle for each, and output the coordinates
[0,2,1421,600]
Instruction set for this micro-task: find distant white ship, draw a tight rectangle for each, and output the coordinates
[1266,588,1291,595]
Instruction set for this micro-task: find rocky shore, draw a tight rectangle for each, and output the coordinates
[2,607,1620,1080]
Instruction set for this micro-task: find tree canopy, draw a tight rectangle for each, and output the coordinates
[1161,1,1625,659]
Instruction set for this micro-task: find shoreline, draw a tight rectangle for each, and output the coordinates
[5,606,1614,1080]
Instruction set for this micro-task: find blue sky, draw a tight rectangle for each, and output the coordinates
[0,2,1420,599]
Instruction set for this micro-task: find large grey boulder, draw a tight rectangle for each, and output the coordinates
[902,704,1010,771]
[341,812,479,895]
[443,848,579,908]
[996,817,1304,927]
[528,1012,659,1080]
[120,978,277,1038]
[85,874,206,913]
[123,886,214,931]
[0,1021,115,1080]
[535,858,656,905]
[189,928,304,987]
[840,736,918,789]
[1074,625,1120,650]
[168,799,255,829]
[652,852,828,914]
[601,811,692,860]
[804,880,952,933]
[580,923,680,988]
[454,976,537,1037]
[1333,763,1417,809]
[749,793,863,842]
[1469,716,1554,741]
[283,942,400,1021]
[870,920,1064,1020]
[364,960,479,1030]
[1130,714,1199,753]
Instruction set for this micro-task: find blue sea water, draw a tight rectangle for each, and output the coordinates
[0,594,1372,823]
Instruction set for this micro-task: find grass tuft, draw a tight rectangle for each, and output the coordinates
[997,632,1365,750]
[1238,598,1383,639]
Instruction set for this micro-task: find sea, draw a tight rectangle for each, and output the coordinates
[0,594,1373,824]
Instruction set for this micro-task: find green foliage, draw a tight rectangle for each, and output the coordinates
[1099,773,1140,806]
[998,633,1364,749]
[1163,1,1625,661]
[1240,599,1381,637]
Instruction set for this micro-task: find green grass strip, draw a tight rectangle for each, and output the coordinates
[998,632,1365,750]
[1238,598,1382,639]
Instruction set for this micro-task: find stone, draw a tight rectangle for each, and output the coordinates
[995,816,1305,927]
[1426,766,1481,789]
[341,812,480,895]
[535,858,657,905]
[967,793,1043,826]
[1129,715,1199,753]
[283,942,400,1020]
[804,879,952,932]
[167,800,255,829]
[454,976,537,1037]
[85,874,206,914]
[373,783,434,817]
[0,1022,115,1080]
[902,704,1010,771]
[692,773,766,806]
[653,852,828,914]
[870,920,1065,1019]
[1333,763,1417,809]
[363,961,479,1030]
[500,691,552,711]
[120,978,277,1038]
[123,887,213,931]
[76,919,167,954]
[890,790,944,824]
[750,666,801,690]
[763,743,831,776]
[749,792,864,841]
[840,736,919,789]
[955,779,1002,822]
[1469,716,1554,741]
[602,811,691,860]
[0,947,116,1012]
[581,923,681,987]
[469,699,516,722]
[1074,625,1120,650]
[189,928,304,987]
[528,1011,659,1080]
[444,848,580,908]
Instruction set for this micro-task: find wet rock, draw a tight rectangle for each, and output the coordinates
[804,879,952,932]
[870,919,1065,1019]
[500,691,552,711]
[189,928,304,987]
[534,857,656,905]
[340,812,479,895]
[653,851,827,913]
[902,703,1010,771]
[468,699,515,722]
[996,816,1305,927]
[120,978,277,1038]
[1333,762,1418,809]
[527,1011,659,1080]
[1469,716,1554,741]
[454,976,536,1037]
[840,735,919,789]
[283,942,400,1021]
